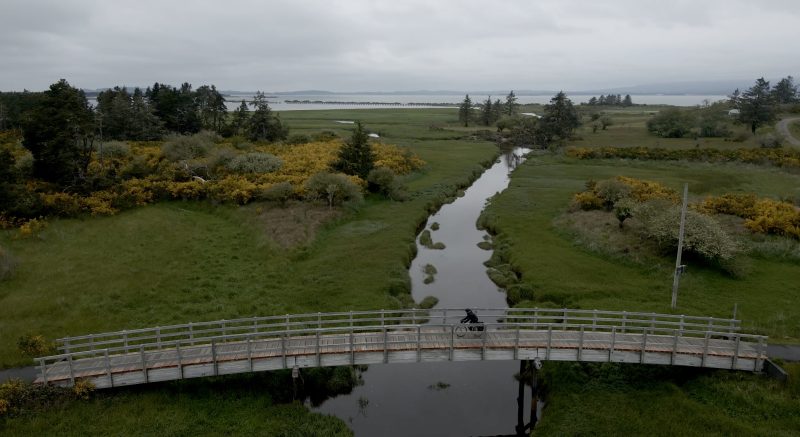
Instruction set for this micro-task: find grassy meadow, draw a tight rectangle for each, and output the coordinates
[3,105,800,435]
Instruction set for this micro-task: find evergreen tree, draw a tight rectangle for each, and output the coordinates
[492,98,503,124]
[231,100,250,136]
[247,92,288,142]
[737,78,777,134]
[541,91,580,144]
[587,97,598,106]
[458,94,473,127]
[333,121,374,179]
[598,95,607,105]
[480,96,494,126]
[623,94,633,106]
[504,90,519,116]
[772,76,798,104]
[22,79,95,186]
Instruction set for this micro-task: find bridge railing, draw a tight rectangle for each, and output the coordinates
[51,308,742,355]
[36,316,767,386]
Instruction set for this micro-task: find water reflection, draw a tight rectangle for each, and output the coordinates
[314,147,533,436]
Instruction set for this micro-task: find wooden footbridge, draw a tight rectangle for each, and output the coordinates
[35,308,768,389]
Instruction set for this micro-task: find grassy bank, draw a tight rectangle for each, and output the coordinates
[481,154,800,340]
[483,153,800,435]
[536,362,799,436]
[0,108,498,433]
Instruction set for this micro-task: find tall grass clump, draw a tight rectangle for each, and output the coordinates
[162,131,216,161]
[0,246,18,281]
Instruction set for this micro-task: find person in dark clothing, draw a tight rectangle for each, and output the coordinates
[461,309,480,324]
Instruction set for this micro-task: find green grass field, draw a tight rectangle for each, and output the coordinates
[0,108,497,368]
[482,155,800,340]
[3,107,800,435]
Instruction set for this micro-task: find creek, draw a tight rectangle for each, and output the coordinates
[313,147,534,436]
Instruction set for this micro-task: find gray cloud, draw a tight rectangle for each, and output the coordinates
[1,0,798,91]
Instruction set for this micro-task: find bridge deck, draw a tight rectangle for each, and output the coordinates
[36,325,765,389]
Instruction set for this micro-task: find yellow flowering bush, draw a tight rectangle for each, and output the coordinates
[79,191,118,216]
[166,180,207,200]
[18,218,47,239]
[207,176,259,204]
[572,176,677,211]
[703,194,800,239]
[40,192,82,216]
[616,176,679,203]
[373,143,425,175]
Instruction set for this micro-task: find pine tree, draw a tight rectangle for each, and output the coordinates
[458,94,473,127]
[504,90,519,116]
[541,91,580,144]
[737,78,777,134]
[22,79,95,185]
[481,96,494,126]
[333,121,374,179]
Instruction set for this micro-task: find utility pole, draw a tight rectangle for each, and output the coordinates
[671,183,688,310]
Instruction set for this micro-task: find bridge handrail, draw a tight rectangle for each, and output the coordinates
[53,308,742,352]
[38,320,766,365]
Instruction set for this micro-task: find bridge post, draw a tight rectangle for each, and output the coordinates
[67,354,75,385]
[609,326,617,362]
[176,343,184,380]
[211,340,218,376]
[592,310,597,331]
[450,326,455,361]
[701,332,710,367]
[640,330,648,364]
[246,337,253,372]
[104,349,112,387]
[281,333,287,369]
[621,311,627,333]
[384,327,388,364]
[316,331,321,366]
[578,326,584,361]
[671,330,679,365]
[546,326,552,360]
[140,345,148,383]
[514,327,520,360]
[416,325,421,362]
[732,334,740,370]
[515,360,526,435]
[39,358,48,384]
[481,324,487,360]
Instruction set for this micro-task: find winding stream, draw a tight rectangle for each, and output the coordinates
[314,147,531,436]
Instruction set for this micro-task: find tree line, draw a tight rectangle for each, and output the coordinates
[585,94,633,106]
[0,79,289,187]
[458,90,580,148]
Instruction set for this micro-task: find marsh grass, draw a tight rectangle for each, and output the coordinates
[484,156,800,340]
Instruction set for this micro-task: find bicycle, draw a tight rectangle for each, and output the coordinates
[455,321,485,338]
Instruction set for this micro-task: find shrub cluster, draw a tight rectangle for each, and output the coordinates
[703,193,800,239]
[572,177,740,266]
[566,146,800,171]
[1,134,427,225]
[0,379,93,418]
[572,176,678,212]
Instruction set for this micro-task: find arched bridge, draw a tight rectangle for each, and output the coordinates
[35,308,768,389]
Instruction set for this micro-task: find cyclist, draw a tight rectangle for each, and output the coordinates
[461,309,480,324]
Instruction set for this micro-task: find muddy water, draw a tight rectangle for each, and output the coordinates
[314,148,531,436]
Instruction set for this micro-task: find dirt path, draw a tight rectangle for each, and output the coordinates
[776,117,800,147]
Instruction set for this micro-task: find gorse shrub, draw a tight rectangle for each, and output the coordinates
[17,334,55,357]
[226,152,283,174]
[703,194,800,240]
[572,176,677,211]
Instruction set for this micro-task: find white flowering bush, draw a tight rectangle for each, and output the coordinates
[227,152,283,174]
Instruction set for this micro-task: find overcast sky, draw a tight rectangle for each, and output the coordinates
[1,0,799,92]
